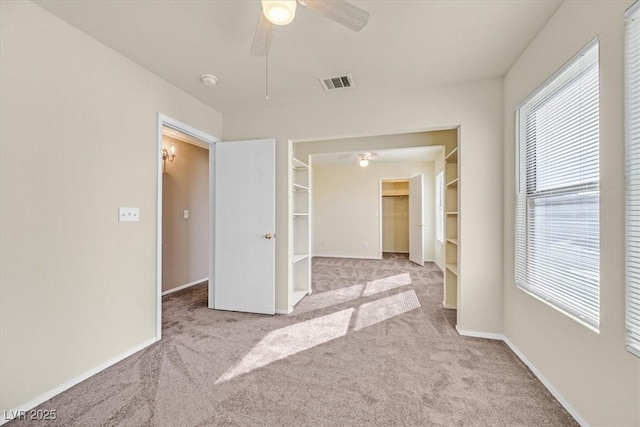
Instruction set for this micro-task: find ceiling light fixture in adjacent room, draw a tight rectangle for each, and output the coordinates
[357,152,377,167]
[261,0,297,25]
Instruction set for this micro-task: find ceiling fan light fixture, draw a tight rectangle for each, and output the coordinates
[359,158,369,167]
[262,0,297,26]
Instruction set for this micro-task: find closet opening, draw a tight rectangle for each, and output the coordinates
[381,179,410,256]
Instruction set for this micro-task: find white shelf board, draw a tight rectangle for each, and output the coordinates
[447,238,458,245]
[293,183,309,192]
[293,212,309,216]
[292,254,309,264]
[446,263,458,275]
[445,147,458,162]
[446,178,458,188]
[292,157,309,169]
[446,211,458,216]
[291,289,307,308]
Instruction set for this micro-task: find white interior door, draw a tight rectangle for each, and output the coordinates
[213,138,275,314]
[409,174,424,266]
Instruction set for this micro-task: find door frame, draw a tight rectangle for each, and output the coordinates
[156,113,219,339]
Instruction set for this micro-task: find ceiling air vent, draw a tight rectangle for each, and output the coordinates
[319,74,354,91]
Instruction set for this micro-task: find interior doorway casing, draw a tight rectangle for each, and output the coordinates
[156,113,219,340]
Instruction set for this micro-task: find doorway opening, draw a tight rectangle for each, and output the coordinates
[161,128,209,297]
[290,129,458,316]
[381,179,410,256]
[156,114,218,339]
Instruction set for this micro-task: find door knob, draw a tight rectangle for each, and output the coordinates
[265,233,273,240]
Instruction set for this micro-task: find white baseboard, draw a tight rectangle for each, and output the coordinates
[275,308,292,315]
[454,327,588,426]
[162,278,207,296]
[442,302,457,310]
[502,337,588,427]
[1,337,158,426]
[455,326,505,341]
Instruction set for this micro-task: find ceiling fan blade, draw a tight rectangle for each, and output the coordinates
[251,12,272,56]
[300,0,369,32]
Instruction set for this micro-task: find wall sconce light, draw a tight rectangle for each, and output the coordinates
[162,145,176,171]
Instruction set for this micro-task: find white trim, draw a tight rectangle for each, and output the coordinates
[455,326,504,341]
[161,278,208,296]
[275,308,292,315]
[156,113,219,340]
[502,337,589,427]
[442,302,457,310]
[0,337,158,426]
[433,260,444,271]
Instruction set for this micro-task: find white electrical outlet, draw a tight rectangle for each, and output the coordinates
[119,207,140,222]
[184,210,189,219]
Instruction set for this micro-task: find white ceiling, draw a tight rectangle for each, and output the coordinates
[34,0,562,114]
[312,146,444,166]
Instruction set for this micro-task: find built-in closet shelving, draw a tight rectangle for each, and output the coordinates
[291,156,311,311]
[381,180,409,197]
[444,145,459,309]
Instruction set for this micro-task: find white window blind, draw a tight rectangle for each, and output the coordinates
[515,39,600,330]
[625,1,640,358]
[436,171,444,242]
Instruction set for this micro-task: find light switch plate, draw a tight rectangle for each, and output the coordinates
[119,207,140,222]
[184,210,189,219]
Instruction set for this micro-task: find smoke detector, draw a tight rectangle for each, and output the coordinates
[200,74,218,86]
[319,74,354,91]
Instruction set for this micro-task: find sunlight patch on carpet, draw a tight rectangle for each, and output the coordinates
[294,273,412,314]
[293,284,364,313]
[354,290,421,331]
[362,273,412,296]
[215,308,354,384]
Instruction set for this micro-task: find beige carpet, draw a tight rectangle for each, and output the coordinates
[8,253,577,426]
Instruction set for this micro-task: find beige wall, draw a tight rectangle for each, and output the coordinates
[503,1,640,425]
[0,1,222,414]
[224,79,504,333]
[311,162,435,259]
[162,137,209,292]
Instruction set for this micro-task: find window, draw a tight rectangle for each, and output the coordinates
[626,1,640,358]
[436,171,444,242]
[515,39,600,330]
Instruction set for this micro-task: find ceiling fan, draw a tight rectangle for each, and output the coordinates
[356,152,377,167]
[251,0,370,56]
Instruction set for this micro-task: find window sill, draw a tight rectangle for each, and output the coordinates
[515,283,600,335]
